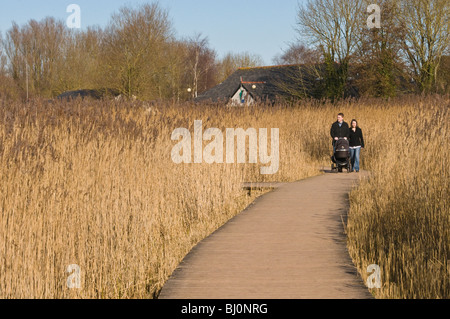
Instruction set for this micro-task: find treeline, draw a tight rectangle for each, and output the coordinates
[0,3,263,101]
[275,0,450,99]
[0,1,448,101]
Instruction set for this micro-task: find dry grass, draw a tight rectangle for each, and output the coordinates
[0,96,448,299]
[346,95,449,299]
[0,98,322,298]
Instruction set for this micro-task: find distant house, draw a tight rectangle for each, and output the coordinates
[57,88,120,100]
[195,65,320,105]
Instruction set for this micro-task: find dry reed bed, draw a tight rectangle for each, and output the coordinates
[0,98,322,298]
[0,96,448,299]
[346,96,449,299]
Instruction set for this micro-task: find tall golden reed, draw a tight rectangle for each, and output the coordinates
[0,95,447,298]
[346,96,449,299]
[0,98,321,298]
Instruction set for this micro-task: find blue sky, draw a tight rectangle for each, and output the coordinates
[0,0,305,65]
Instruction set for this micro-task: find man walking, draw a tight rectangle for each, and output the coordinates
[330,113,349,151]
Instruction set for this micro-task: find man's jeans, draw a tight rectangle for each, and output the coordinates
[350,147,361,172]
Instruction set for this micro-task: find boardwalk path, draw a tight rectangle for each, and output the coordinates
[159,170,372,299]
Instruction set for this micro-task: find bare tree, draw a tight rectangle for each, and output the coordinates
[3,18,69,98]
[0,32,10,97]
[273,43,321,65]
[184,34,217,98]
[101,3,174,100]
[217,52,264,83]
[272,43,325,100]
[0,31,5,74]
[398,0,450,93]
[352,0,411,97]
[195,43,218,95]
[60,27,104,93]
[297,0,364,63]
[163,40,189,101]
[297,0,365,99]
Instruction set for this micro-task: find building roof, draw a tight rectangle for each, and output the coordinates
[57,88,120,100]
[196,64,312,103]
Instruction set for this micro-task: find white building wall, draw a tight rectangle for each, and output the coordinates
[230,86,254,106]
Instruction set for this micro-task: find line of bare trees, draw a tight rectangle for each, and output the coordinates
[0,2,264,101]
[277,0,449,98]
[1,1,448,101]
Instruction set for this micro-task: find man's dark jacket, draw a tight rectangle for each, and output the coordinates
[330,121,350,143]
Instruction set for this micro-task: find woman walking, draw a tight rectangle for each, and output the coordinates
[349,120,365,173]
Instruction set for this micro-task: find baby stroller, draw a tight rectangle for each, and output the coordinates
[331,138,352,173]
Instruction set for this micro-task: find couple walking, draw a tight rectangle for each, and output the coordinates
[330,113,365,173]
